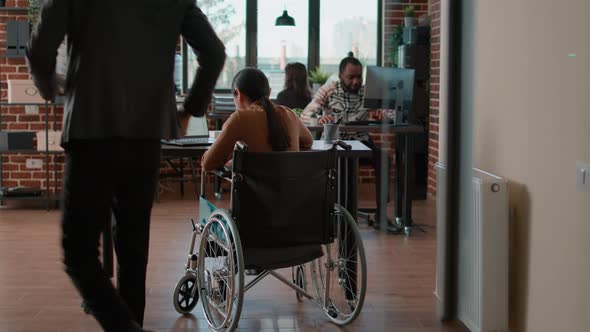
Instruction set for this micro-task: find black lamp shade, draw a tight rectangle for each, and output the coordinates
[275,10,295,26]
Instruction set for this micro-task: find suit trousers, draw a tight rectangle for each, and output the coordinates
[61,138,160,331]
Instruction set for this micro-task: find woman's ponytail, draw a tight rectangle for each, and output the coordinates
[232,68,291,151]
[259,97,290,151]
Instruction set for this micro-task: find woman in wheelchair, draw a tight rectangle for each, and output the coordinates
[201,67,313,172]
[173,68,366,331]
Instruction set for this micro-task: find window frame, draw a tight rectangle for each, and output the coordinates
[181,0,383,93]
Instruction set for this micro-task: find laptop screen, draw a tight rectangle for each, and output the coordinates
[185,116,209,137]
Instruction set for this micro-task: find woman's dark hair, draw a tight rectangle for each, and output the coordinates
[232,67,291,151]
[284,62,312,100]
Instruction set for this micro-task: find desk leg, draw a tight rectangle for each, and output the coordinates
[189,157,199,196]
[402,134,416,235]
[214,119,223,198]
[394,136,405,227]
[179,158,185,196]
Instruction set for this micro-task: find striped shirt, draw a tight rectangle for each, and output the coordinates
[301,81,368,124]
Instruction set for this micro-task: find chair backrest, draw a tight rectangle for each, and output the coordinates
[230,149,337,249]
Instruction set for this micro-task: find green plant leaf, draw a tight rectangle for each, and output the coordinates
[309,67,329,84]
[404,5,415,17]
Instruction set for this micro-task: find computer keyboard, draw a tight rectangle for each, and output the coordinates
[161,137,213,146]
[345,120,395,126]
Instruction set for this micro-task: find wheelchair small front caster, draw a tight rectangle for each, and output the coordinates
[404,226,412,236]
[327,306,338,319]
[173,273,199,314]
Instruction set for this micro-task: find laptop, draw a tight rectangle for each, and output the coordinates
[162,116,216,146]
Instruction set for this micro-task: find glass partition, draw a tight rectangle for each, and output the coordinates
[258,0,309,98]
[185,0,247,90]
[319,0,378,77]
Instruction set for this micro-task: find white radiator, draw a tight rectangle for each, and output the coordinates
[435,163,509,332]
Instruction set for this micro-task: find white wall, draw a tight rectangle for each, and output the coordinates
[461,1,590,331]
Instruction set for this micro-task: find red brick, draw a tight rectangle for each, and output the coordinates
[2,180,19,187]
[29,123,45,130]
[8,123,28,130]
[12,172,32,179]
[18,115,41,122]
[20,180,42,188]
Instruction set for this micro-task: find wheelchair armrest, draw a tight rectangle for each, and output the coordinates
[210,166,232,179]
[234,141,248,151]
[331,140,352,151]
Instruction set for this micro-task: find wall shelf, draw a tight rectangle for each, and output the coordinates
[0,102,62,210]
[0,7,29,12]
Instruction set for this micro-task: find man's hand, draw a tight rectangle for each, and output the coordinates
[373,110,384,121]
[318,115,334,125]
[178,111,192,137]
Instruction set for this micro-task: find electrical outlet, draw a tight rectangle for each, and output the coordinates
[25,105,39,114]
[576,161,590,192]
[25,159,43,169]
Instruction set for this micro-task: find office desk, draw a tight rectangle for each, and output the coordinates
[159,145,209,200]
[308,124,424,235]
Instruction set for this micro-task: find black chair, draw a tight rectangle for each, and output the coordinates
[173,141,367,331]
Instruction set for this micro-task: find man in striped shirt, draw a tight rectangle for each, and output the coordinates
[301,56,394,230]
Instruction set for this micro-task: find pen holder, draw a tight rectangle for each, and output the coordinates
[323,124,340,143]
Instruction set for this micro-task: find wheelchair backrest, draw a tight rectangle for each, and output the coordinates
[230,149,337,248]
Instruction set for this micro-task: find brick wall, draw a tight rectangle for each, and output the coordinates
[0,1,66,194]
[381,0,440,195]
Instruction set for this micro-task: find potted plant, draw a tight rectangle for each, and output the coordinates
[404,5,416,27]
[389,25,404,67]
[308,67,329,93]
[28,0,41,27]
[291,107,303,118]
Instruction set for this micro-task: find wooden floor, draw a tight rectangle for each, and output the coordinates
[0,184,467,332]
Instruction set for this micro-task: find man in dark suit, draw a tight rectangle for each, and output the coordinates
[26,1,226,331]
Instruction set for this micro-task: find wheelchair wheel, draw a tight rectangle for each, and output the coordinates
[197,210,244,331]
[310,204,367,325]
[292,265,307,302]
[173,273,199,314]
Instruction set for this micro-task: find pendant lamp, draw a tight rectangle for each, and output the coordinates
[275,10,295,26]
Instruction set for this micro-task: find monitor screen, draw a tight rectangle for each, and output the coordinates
[363,66,415,113]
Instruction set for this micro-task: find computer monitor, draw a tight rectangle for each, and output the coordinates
[363,66,415,123]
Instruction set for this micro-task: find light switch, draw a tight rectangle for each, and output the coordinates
[25,105,39,114]
[26,159,43,169]
[577,161,590,192]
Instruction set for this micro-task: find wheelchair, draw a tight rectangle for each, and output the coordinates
[172,141,367,331]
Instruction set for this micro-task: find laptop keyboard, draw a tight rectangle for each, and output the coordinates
[162,137,212,146]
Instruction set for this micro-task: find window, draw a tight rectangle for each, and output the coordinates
[179,0,382,93]
[185,0,246,90]
[319,0,379,77]
[257,0,309,98]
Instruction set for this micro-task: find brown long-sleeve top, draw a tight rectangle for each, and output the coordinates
[201,102,314,171]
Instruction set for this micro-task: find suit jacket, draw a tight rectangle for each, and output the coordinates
[26,0,226,145]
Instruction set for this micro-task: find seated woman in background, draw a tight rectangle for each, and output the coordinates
[201,67,314,171]
[275,62,313,110]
